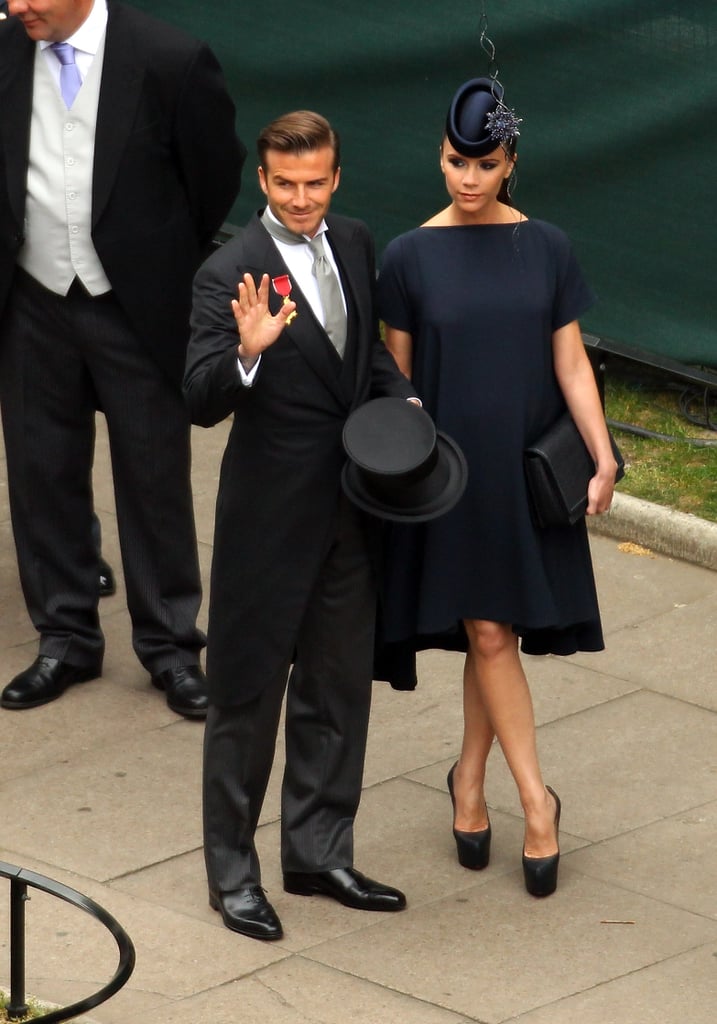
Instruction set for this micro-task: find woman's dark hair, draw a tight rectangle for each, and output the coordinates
[497,139,518,204]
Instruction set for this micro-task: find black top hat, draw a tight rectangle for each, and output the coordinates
[341,398,467,523]
[446,77,514,157]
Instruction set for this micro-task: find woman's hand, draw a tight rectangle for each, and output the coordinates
[553,320,619,516]
[586,466,617,516]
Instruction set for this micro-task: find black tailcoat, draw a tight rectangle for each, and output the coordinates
[185,212,416,706]
[0,2,244,670]
[0,1,245,384]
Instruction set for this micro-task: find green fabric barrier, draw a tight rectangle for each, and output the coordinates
[129,1,716,368]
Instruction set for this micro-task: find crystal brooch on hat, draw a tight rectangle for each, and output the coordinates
[485,106,522,143]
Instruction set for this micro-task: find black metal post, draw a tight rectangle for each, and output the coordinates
[1,858,136,1024]
[7,878,29,1020]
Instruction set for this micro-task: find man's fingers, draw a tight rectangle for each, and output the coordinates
[277,300,297,323]
[255,273,271,304]
[236,273,274,312]
[239,272,258,302]
[235,274,256,311]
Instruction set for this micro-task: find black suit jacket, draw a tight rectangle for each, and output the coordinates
[0,1,245,384]
[184,212,416,706]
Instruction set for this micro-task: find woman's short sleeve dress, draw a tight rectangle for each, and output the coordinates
[376,219,605,676]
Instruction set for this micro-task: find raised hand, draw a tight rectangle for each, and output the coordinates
[231,273,297,364]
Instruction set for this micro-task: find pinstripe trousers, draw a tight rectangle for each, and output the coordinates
[0,269,205,671]
[203,495,376,893]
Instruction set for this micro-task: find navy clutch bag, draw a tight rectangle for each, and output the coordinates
[524,412,625,528]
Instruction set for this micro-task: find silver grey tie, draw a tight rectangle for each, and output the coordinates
[308,234,347,358]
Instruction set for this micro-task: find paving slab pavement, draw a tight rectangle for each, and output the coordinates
[1,417,715,1024]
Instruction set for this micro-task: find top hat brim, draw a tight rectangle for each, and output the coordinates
[341,430,468,523]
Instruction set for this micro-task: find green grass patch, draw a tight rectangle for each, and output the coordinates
[604,359,717,523]
[0,993,78,1023]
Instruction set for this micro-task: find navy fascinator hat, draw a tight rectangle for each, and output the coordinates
[445,77,522,157]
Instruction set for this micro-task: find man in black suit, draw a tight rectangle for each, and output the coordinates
[185,111,417,940]
[0,1,245,716]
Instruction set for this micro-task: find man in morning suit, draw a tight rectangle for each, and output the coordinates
[184,111,418,940]
[0,0,245,716]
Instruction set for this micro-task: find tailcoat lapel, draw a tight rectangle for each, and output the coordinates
[324,215,374,401]
[92,3,145,227]
[0,28,34,233]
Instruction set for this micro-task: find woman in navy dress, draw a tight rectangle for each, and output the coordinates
[377,78,618,896]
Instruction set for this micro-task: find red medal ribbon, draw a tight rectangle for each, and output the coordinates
[272,275,292,299]
[271,274,298,324]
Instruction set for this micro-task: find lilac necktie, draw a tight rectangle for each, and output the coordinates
[51,42,82,109]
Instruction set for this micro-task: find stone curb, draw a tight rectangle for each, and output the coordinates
[587,491,717,572]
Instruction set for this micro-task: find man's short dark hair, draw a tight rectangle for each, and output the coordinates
[257,110,340,172]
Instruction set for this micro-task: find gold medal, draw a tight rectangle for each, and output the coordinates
[272,275,297,324]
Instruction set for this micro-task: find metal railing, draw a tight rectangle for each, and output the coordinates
[1,860,135,1023]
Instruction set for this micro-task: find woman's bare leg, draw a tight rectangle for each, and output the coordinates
[454,619,558,857]
[450,655,493,832]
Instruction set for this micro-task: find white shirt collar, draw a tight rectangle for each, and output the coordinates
[39,0,108,57]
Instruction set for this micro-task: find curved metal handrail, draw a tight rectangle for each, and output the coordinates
[1,859,135,1023]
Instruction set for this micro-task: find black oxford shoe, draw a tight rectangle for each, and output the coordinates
[283,867,407,912]
[151,665,208,719]
[98,559,116,598]
[209,887,283,941]
[1,656,101,710]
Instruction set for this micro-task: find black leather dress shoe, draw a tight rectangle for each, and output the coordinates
[151,665,208,719]
[1,656,101,710]
[98,559,116,598]
[283,867,406,912]
[209,887,283,941]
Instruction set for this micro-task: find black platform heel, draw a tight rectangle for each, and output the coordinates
[522,785,561,897]
[447,762,491,870]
